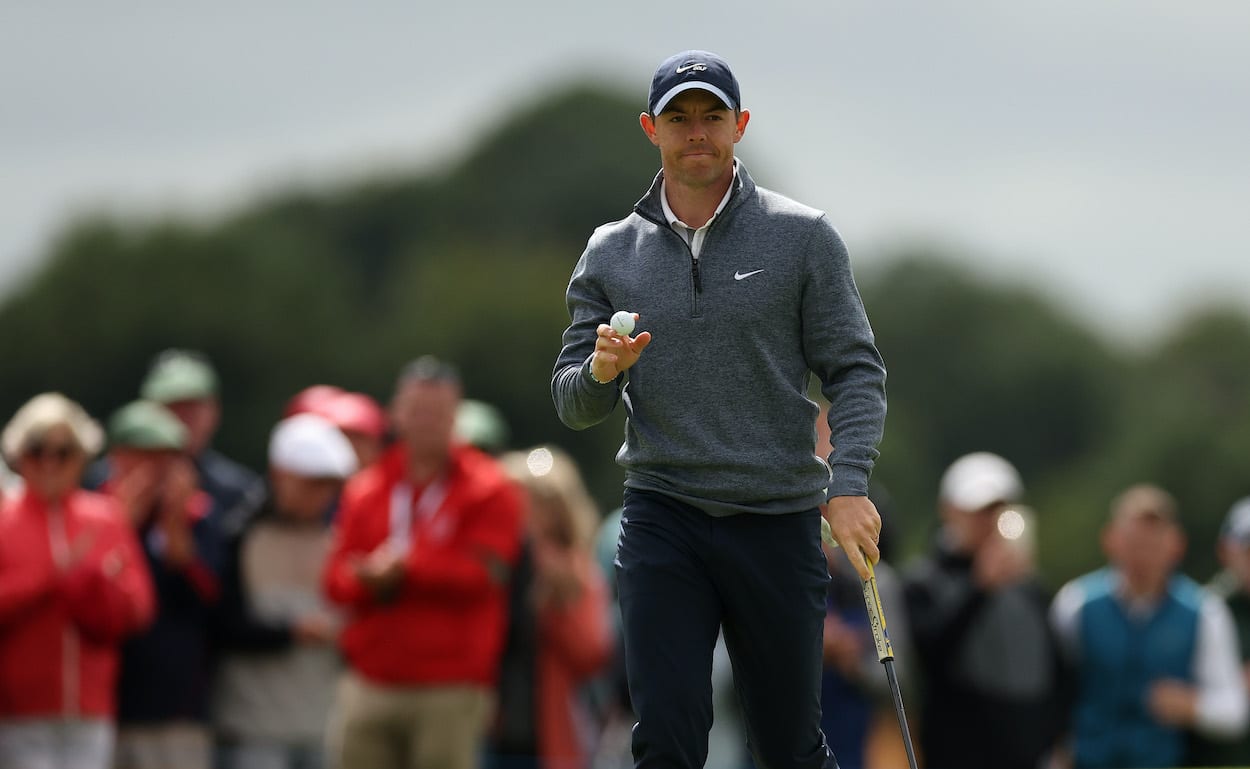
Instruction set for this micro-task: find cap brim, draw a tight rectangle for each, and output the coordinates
[651,82,736,114]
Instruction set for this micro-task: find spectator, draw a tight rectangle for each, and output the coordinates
[322,356,525,769]
[455,399,510,455]
[317,391,389,470]
[903,452,1067,769]
[212,413,357,769]
[1189,496,1250,767]
[102,400,221,769]
[284,385,346,419]
[286,385,389,470]
[0,393,154,769]
[0,454,19,501]
[488,446,613,769]
[813,402,912,769]
[138,349,265,533]
[1051,484,1249,768]
[819,492,911,769]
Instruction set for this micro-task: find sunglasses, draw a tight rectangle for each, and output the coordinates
[25,442,78,463]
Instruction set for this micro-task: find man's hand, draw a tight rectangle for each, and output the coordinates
[590,320,652,382]
[292,611,339,645]
[825,496,881,581]
[823,614,866,677]
[354,545,406,602]
[113,462,159,526]
[1148,679,1198,727]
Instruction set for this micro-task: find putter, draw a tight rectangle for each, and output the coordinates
[821,518,920,769]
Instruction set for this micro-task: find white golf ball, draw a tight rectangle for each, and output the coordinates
[610,310,635,336]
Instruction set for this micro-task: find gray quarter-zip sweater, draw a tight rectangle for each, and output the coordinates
[552,162,886,516]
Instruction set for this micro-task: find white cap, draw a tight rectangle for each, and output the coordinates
[1222,497,1250,546]
[268,414,358,479]
[939,452,1023,512]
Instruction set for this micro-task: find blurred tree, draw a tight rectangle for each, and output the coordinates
[3,82,1250,592]
[860,254,1124,567]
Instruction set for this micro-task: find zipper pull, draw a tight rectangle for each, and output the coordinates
[692,257,702,292]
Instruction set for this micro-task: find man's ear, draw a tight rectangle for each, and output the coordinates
[734,109,751,143]
[639,112,660,146]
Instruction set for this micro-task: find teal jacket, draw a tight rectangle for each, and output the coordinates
[552,162,886,515]
[1073,568,1201,769]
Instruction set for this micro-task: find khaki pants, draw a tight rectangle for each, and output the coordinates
[113,722,212,769]
[328,673,492,769]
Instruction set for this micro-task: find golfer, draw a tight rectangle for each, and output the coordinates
[552,50,887,769]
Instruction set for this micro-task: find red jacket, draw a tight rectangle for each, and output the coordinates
[0,488,155,718]
[323,443,524,686]
[535,552,613,769]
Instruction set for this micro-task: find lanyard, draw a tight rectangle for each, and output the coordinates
[388,478,447,552]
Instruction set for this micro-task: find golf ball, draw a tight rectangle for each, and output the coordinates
[610,310,635,336]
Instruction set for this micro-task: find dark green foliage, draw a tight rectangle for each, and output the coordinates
[3,83,1249,585]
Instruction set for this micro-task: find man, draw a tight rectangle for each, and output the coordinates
[212,413,357,769]
[1051,484,1248,768]
[102,399,222,769]
[322,357,525,769]
[139,349,265,533]
[1189,496,1250,767]
[903,452,1067,769]
[551,50,887,769]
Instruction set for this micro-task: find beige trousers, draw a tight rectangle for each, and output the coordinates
[113,722,212,769]
[327,673,493,769]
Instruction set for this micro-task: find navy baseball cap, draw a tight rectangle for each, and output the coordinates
[648,50,740,115]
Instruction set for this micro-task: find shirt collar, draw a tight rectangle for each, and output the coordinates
[661,159,739,230]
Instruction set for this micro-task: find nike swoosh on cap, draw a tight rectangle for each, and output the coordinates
[734,269,765,280]
[676,63,707,74]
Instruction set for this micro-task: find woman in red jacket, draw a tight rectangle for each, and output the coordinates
[488,446,614,769]
[0,393,155,769]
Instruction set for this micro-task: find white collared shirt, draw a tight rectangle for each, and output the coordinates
[661,160,738,259]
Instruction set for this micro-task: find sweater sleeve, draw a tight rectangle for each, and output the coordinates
[551,241,623,431]
[800,217,887,497]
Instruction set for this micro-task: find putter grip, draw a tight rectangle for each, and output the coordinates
[820,519,894,662]
[861,563,895,663]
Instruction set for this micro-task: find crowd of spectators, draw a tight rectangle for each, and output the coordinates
[3,349,1250,769]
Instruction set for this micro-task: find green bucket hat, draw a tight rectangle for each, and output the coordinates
[108,400,188,451]
[140,350,219,404]
[454,399,510,453]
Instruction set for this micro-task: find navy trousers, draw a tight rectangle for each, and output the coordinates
[616,489,838,769]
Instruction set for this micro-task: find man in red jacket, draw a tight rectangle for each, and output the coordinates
[323,357,525,769]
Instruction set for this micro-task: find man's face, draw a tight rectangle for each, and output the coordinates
[164,398,219,456]
[1104,513,1184,584]
[941,500,1006,554]
[390,378,461,458]
[640,89,749,191]
[270,468,341,522]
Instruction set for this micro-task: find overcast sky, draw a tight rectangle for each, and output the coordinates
[2,1,1247,344]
